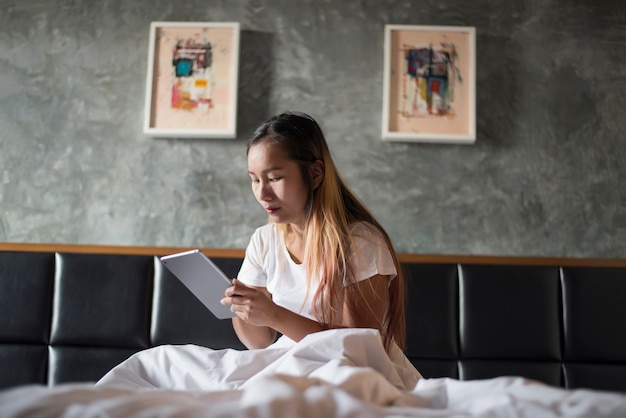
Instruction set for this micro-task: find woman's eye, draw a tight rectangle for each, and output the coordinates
[269,177,281,183]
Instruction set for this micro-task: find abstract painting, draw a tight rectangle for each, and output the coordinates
[382,25,476,143]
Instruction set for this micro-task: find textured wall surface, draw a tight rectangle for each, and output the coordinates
[0,0,625,257]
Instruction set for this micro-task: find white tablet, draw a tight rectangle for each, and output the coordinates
[160,249,236,319]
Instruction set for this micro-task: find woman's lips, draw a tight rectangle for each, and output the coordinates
[266,207,280,214]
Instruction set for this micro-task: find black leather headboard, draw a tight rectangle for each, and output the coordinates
[403,263,626,392]
[0,250,246,388]
[1,245,625,393]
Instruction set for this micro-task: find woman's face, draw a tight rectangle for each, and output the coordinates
[247,140,310,228]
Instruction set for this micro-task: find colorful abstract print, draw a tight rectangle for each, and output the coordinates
[403,42,462,117]
[171,40,213,110]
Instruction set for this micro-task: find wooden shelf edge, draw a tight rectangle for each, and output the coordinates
[0,242,245,258]
[396,253,626,268]
[1,242,625,267]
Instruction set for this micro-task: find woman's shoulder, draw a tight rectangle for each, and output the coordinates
[347,221,397,282]
[350,221,385,242]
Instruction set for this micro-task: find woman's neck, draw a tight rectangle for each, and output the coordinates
[285,224,305,264]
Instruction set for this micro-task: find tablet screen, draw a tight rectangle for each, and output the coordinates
[160,249,236,319]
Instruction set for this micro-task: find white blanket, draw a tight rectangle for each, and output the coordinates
[1,329,625,418]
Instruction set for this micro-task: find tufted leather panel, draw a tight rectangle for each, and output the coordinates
[51,253,154,348]
[404,263,459,378]
[457,265,563,387]
[561,267,626,391]
[0,252,54,343]
[0,345,48,389]
[460,360,562,387]
[563,363,626,392]
[411,360,459,380]
[49,346,141,385]
[0,252,55,389]
[459,265,561,360]
[561,267,626,362]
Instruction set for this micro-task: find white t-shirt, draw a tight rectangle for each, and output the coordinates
[237,222,397,321]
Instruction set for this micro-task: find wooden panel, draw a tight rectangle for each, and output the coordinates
[397,253,626,268]
[0,242,244,258]
[1,242,625,267]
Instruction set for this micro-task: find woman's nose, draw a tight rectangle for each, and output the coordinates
[257,182,273,201]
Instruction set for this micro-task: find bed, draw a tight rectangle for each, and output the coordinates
[1,242,626,417]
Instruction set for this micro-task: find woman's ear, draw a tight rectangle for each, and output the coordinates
[311,159,325,190]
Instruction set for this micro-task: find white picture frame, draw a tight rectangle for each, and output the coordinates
[382,24,476,144]
[143,21,240,138]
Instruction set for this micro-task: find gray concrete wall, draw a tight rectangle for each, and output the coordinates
[1,0,625,257]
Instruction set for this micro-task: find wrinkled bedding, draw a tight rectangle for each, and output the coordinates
[1,329,625,418]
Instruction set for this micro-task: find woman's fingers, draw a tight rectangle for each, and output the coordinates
[229,295,251,305]
[226,280,251,295]
[223,280,249,297]
[221,284,257,306]
[219,281,274,326]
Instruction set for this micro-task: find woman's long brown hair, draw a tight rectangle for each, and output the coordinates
[247,112,406,351]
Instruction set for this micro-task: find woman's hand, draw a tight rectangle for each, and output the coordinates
[220,279,277,327]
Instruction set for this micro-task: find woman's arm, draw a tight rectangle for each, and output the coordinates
[231,318,277,350]
[222,279,326,346]
[226,284,277,349]
[342,274,389,330]
[264,274,389,341]
[224,275,388,348]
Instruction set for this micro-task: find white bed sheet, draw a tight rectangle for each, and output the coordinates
[1,328,625,418]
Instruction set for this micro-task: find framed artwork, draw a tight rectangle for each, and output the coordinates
[382,25,476,144]
[143,22,240,138]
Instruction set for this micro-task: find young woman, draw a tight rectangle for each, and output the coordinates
[223,111,406,353]
[96,112,420,391]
